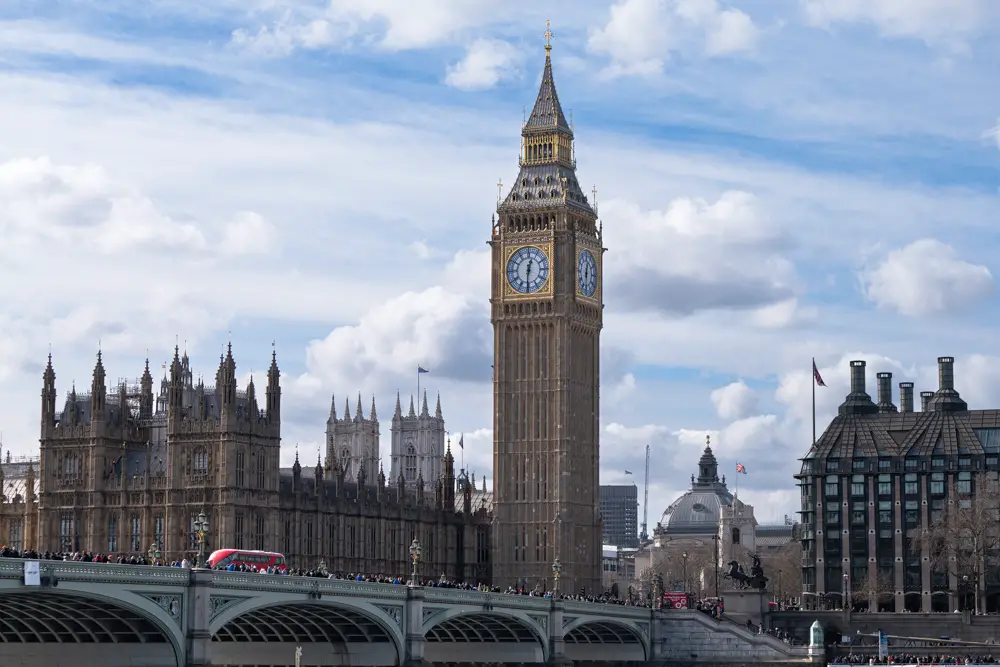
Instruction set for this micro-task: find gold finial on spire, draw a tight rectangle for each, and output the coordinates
[706,434,711,448]
[544,20,553,53]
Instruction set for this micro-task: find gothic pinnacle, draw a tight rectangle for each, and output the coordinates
[421,390,429,417]
[370,394,377,421]
[435,392,442,419]
[355,392,363,420]
[394,391,402,419]
[329,394,337,421]
[344,396,350,421]
[408,394,416,417]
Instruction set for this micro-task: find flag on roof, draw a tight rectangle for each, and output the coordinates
[418,366,429,374]
[812,359,827,387]
[458,434,464,450]
[736,463,747,474]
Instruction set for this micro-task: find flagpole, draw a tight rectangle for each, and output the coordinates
[812,357,817,446]
[417,367,421,405]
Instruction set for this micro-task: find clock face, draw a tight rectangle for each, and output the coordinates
[506,246,550,294]
[578,248,598,297]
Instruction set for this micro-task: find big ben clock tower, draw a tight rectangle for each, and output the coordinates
[490,23,603,593]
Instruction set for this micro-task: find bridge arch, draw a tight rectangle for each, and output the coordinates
[423,608,547,663]
[0,590,182,667]
[563,617,648,662]
[210,598,403,667]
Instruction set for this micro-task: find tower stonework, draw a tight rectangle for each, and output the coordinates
[324,394,380,483]
[389,391,446,492]
[490,31,603,593]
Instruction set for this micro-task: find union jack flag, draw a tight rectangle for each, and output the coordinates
[812,359,827,387]
[736,463,747,475]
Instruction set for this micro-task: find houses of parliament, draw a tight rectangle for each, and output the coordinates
[0,29,605,593]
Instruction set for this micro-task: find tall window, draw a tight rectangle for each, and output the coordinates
[256,453,265,489]
[154,515,164,548]
[8,519,23,551]
[107,513,118,552]
[235,449,245,487]
[254,514,265,550]
[59,514,74,551]
[130,514,141,551]
[235,513,245,549]
[328,522,336,559]
[732,527,741,545]
[193,447,209,474]
[340,448,351,476]
[63,453,80,477]
[305,520,313,555]
[405,445,417,481]
[283,521,291,555]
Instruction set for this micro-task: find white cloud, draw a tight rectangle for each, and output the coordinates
[231,0,505,54]
[801,0,987,48]
[862,239,995,317]
[588,0,758,77]
[222,211,278,255]
[445,39,522,91]
[605,191,797,315]
[710,380,759,421]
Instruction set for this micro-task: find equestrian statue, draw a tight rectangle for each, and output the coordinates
[724,554,768,590]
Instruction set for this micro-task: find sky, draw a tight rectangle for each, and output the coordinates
[1,0,1000,530]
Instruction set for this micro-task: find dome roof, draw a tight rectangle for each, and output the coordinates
[657,439,734,536]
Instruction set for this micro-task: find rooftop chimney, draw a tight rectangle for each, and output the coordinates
[838,360,877,416]
[899,382,914,413]
[876,372,897,413]
[920,391,934,412]
[929,356,967,413]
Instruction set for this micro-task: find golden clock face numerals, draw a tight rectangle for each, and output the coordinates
[504,244,553,297]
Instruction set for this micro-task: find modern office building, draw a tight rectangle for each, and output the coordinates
[600,484,638,548]
[796,356,1000,613]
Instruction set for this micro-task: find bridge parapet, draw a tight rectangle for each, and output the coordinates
[0,557,822,666]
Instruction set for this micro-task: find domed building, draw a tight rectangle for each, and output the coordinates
[632,438,796,597]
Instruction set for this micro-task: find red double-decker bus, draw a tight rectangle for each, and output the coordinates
[207,549,288,572]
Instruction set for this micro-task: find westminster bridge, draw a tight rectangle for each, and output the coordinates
[0,558,817,667]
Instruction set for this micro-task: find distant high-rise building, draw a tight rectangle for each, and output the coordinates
[600,485,638,548]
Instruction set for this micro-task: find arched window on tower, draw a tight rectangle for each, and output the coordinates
[731,527,741,546]
[405,445,417,481]
[340,448,351,475]
[256,454,265,489]
[192,447,208,474]
[235,448,245,487]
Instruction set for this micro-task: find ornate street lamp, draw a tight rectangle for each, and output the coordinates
[682,552,689,593]
[194,509,209,568]
[962,574,969,613]
[408,538,422,586]
[147,542,161,565]
[551,557,562,596]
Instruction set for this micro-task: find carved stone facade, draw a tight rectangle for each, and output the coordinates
[389,391,446,492]
[490,38,603,593]
[30,347,492,580]
[0,453,38,553]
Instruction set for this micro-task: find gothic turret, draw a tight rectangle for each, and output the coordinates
[266,347,281,421]
[292,449,302,491]
[168,346,184,417]
[324,391,379,484]
[140,358,153,418]
[220,343,237,409]
[91,349,107,421]
[41,353,56,433]
[393,391,402,421]
[390,391,447,493]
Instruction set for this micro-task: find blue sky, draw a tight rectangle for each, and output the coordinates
[1,0,999,526]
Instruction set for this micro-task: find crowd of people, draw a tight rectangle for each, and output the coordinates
[831,655,1000,664]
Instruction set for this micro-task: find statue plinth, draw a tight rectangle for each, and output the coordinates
[721,587,770,627]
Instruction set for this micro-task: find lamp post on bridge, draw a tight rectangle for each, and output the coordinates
[682,552,689,593]
[408,538,422,586]
[147,542,161,566]
[194,509,209,568]
[551,557,562,597]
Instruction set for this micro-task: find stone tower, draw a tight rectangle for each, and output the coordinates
[325,393,380,483]
[490,25,604,593]
[389,391,446,492]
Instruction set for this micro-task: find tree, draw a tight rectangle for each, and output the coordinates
[852,570,894,611]
[915,472,1000,613]
[761,540,803,601]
